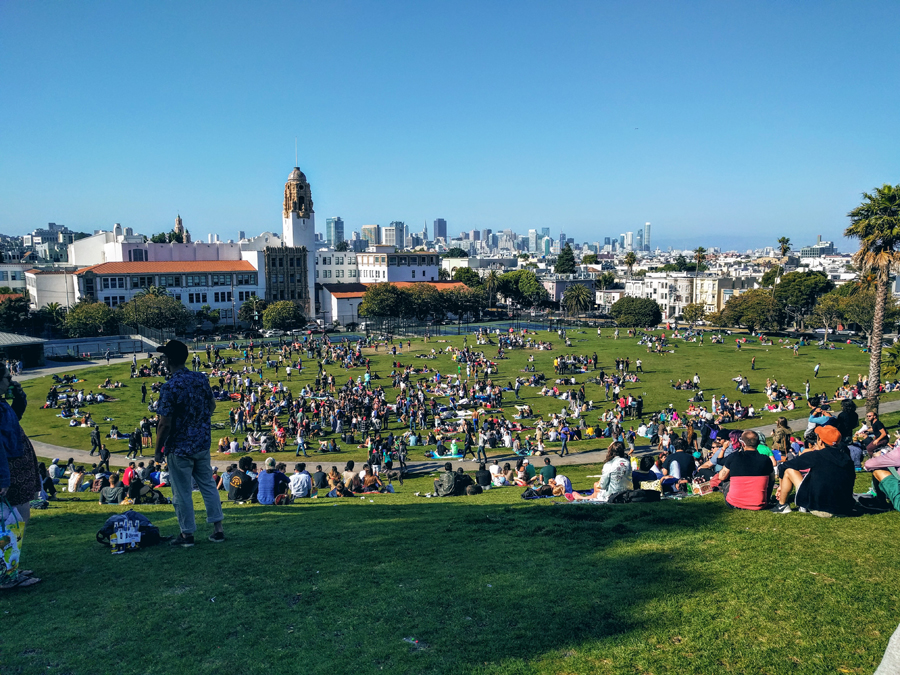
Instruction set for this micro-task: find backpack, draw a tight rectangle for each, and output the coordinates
[91,477,109,493]
[96,510,162,548]
[144,488,170,505]
[465,484,482,496]
[610,489,662,504]
[521,487,540,499]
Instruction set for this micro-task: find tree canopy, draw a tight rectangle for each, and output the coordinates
[681,303,706,324]
[0,296,31,333]
[452,267,482,288]
[444,247,469,258]
[582,253,598,265]
[760,265,783,287]
[721,288,783,333]
[334,241,349,252]
[118,293,194,333]
[65,301,118,338]
[609,296,662,328]
[554,244,576,274]
[773,271,834,328]
[238,296,267,324]
[262,301,305,330]
[358,283,410,318]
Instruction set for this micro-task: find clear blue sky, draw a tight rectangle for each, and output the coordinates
[2,1,898,251]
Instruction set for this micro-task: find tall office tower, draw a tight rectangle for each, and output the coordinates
[325,217,345,247]
[543,238,551,256]
[528,229,538,251]
[460,231,470,240]
[421,219,428,240]
[644,222,651,250]
[541,227,550,239]
[619,234,626,249]
[559,232,567,250]
[382,225,397,246]
[636,228,643,251]
[624,231,634,251]
[361,224,380,246]
[389,221,406,244]
[481,228,491,243]
[604,236,611,246]
[471,229,481,241]
[281,166,317,317]
[433,218,447,241]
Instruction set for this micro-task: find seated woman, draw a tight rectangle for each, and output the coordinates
[569,442,632,502]
[326,480,355,498]
[327,466,342,488]
[217,436,230,453]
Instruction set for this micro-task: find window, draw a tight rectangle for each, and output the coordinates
[390,257,398,266]
[323,257,331,265]
[211,274,230,286]
[278,258,284,267]
[289,258,294,267]
[159,275,181,287]
[348,256,356,265]
[412,270,416,278]
[103,278,110,290]
[335,256,344,265]
[236,273,256,286]
[316,270,319,278]
[0,272,7,281]
[186,275,205,287]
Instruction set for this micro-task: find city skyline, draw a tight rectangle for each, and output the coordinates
[1,2,897,249]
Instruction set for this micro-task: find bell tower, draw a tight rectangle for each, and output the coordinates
[281,166,317,317]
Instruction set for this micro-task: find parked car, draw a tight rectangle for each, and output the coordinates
[262,329,285,337]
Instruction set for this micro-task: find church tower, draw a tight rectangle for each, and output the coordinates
[277,167,317,317]
[174,214,184,236]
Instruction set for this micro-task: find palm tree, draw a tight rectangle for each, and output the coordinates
[693,247,707,277]
[563,283,593,316]
[596,271,616,290]
[777,237,791,259]
[845,183,900,413]
[623,252,637,279]
[484,270,500,308]
[135,285,168,298]
[438,268,450,281]
[44,301,64,326]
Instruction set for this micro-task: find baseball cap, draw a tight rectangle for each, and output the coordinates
[265,457,276,468]
[814,425,842,446]
[157,340,189,364]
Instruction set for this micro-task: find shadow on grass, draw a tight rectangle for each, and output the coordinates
[1,497,738,675]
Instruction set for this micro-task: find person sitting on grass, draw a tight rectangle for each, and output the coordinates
[68,466,90,493]
[434,462,457,497]
[362,466,383,493]
[98,473,125,504]
[257,457,289,505]
[327,466,342,488]
[475,462,492,491]
[289,463,312,498]
[771,425,856,516]
[341,461,357,487]
[568,442,631,501]
[326,480,354,498]
[227,456,257,503]
[717,431,775,511]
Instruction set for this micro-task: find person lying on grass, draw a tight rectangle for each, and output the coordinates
[771,425,856,516]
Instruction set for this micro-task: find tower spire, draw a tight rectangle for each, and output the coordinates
[295,137,298,167]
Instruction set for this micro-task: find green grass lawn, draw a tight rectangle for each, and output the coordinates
[2,470,897,675]
[6,328,899,673]
[16,328,897,467]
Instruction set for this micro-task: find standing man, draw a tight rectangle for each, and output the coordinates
[155,340,225,547]
[90,425,101,456]
[105,349,111,365]
[96,443,111,473]
[814,362,820,379]
[751,356,756,371]
[141,381,147,404]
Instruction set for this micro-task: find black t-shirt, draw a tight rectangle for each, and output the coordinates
[474,469,492,487]
[665,452,696,480]
[228,470,255,501]
[721,450,773,477]
[312,471,327,489]
[871,420,886,441]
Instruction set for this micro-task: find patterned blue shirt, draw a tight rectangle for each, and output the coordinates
[157,368,215,457]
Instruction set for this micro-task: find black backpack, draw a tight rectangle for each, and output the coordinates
[144,488,170,505]
[96,510,162,548]
[609,489,662,504]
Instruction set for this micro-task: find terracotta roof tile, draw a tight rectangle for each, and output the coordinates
[74,260,257,275]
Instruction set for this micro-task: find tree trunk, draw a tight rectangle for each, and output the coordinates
[867,272,889,414]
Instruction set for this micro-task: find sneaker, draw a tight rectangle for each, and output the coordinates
[770,503,792,514]
[208,531,226,543]
[170,533,195,547]
[798,506,809,513]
